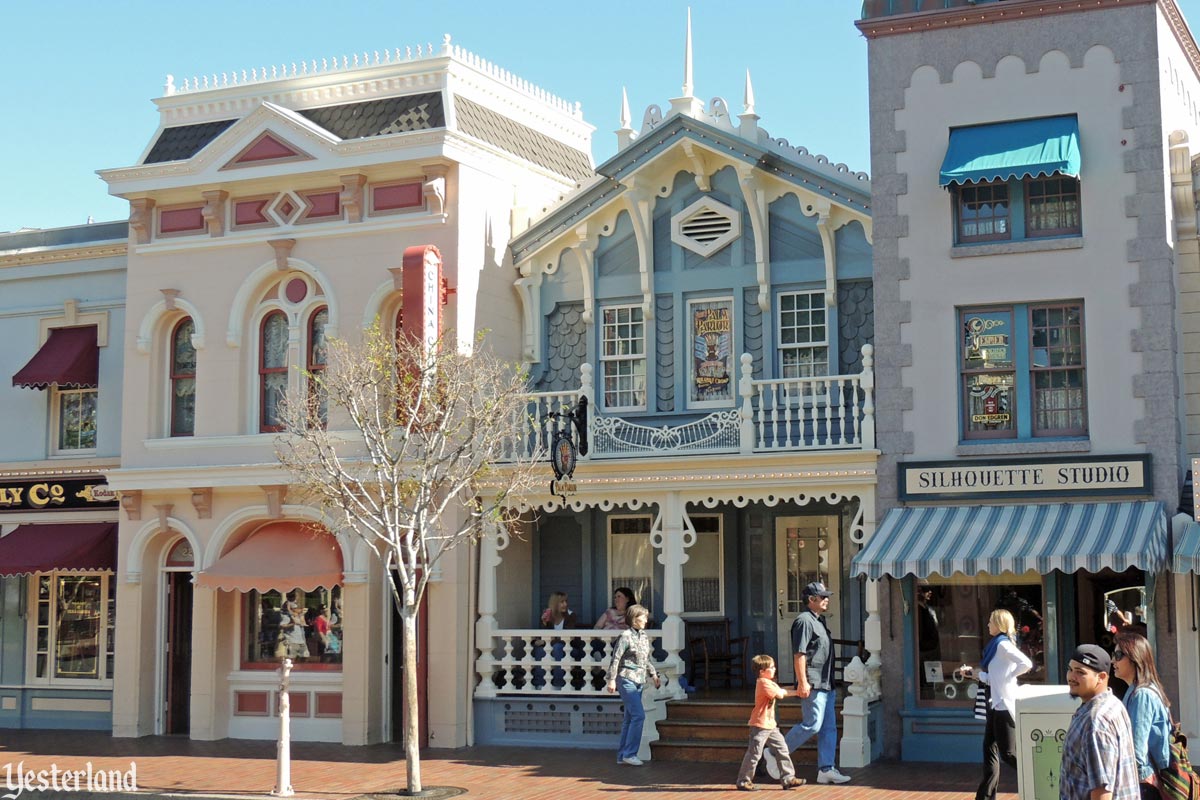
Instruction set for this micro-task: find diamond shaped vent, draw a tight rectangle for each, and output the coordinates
[671,197,742,257]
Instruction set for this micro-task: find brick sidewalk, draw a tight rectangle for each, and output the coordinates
[0,731,1017,799]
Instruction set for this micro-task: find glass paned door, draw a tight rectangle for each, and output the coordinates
[774,515,840,684]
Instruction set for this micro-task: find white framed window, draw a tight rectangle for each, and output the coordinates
[687,297,735,409]
[600,305,646,411]
[683,514,723,617]
[29,572,115,685]
[51,387,98,454]
[778,291,829,379]
[608,515,654,616]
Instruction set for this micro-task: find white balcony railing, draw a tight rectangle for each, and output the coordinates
[506,344,875,460]
[475,629,672,697]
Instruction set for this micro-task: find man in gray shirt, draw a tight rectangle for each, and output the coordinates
[782,582,851,784]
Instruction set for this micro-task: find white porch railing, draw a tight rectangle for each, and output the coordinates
[475,628,674,697]
[508,344,875,459]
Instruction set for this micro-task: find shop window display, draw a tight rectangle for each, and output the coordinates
[914,575,1044,706]
[33,572,115,682]
[243,586,342,668]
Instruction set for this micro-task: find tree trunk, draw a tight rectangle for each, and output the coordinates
[402,606,422,794]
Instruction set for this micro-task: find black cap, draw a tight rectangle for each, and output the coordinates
[1070,644,1111,674]
[802,581,833,599]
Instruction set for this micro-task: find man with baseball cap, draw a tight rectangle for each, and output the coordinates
[1060,644,1138,800]
[773,581,851,785]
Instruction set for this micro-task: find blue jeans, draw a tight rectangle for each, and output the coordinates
[783,688,838,770]
[616,678,646,761]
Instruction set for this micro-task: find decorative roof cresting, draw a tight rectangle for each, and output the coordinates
[164,34,583,120]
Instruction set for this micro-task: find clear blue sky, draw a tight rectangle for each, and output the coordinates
[2,0,1199,233]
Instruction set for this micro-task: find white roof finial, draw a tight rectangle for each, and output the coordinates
[686,7,696,97]
[616,87,637,149]
[744,70,756,116]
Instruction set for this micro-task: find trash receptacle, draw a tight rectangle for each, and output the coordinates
[1013,685,1079,800]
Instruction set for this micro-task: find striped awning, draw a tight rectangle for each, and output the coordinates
[851,501,1167,580]
[1175,518,1200,574]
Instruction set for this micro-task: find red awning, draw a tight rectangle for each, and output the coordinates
[196,522,343,593]
[0,523,117,576]
[12,326,99,389]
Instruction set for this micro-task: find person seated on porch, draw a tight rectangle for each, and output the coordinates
[540,591,577,630]
[595,587,636,631]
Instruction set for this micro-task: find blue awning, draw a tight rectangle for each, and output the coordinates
[1175,518,1200,574]
[851,501,1166,579]
[939,116,1081,187]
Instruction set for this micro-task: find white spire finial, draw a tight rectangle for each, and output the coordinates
[683,7,694,97]
[616,87,636,149]
[744,70,756,115]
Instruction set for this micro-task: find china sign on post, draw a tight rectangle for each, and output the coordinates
[689,297,734,407]
[401,244,445,355]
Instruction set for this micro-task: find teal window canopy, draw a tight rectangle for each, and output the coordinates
[939,116,1081,187]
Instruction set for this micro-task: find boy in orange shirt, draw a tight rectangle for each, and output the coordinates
[736,655,806,791]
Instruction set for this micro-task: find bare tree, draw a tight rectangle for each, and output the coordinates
[275,323,544,794]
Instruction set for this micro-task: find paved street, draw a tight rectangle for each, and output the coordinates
[0,730,1016,799]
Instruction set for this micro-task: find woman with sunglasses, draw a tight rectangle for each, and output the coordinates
[1112,631,1171,799]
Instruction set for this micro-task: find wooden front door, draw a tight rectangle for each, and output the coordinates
[164,570,193,735]
[774,514,841,684]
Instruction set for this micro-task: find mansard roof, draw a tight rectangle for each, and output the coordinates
[144,119,237,163]
[136,91,592,183]
[510,113,870,263]
[454,96,593,182]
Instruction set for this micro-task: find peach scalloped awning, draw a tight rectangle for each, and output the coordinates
[196,522,342,593]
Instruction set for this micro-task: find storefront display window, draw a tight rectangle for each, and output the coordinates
[243,586,343,669]
[914,574,1044,707]
[33,572,115,683]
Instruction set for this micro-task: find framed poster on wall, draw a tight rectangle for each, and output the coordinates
[688,296,734,408]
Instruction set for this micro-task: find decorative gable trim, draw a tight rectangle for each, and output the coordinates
[671,197,741,257]
[221,131,314,170]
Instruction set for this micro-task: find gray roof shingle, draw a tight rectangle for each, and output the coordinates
[144,120,237,163]
[453,95,592,182]
[297,93,445,139]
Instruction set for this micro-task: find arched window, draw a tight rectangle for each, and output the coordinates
[170,318,197,436]
[259,311,288,432]
[307,307,329,425]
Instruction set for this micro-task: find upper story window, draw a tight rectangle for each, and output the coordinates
[170,318,197,437]
[942,116,1081,246]
[960,302,1086,441]
[260,311,289,433]
[778,291,829,379]
[53,388,98,453]
[955,176,1080,244]
[307,307,329,426]
[600,305,646,411]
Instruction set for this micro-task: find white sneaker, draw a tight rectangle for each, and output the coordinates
[622,756,644,766]
[817,768,851,784]
[764,754,781,780]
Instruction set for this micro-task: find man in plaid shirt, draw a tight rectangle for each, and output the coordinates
[1060,644,1139,800]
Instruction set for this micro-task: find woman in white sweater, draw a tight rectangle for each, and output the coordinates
[963,609,1033,800]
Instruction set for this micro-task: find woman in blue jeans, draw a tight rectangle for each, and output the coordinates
[1112,631,1172,800]
[606,604,659,766]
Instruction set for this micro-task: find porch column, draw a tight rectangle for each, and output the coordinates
[653,492,688,699]
[474,521,509,699]
[841,491,879,769]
